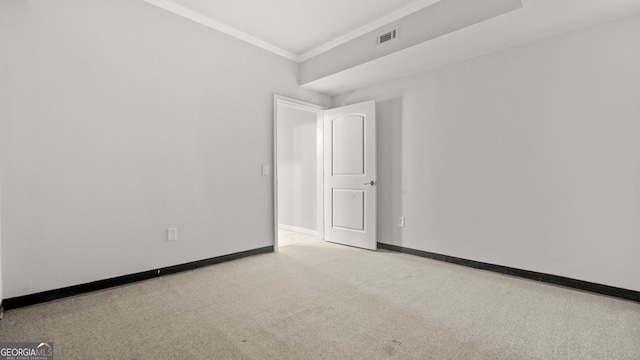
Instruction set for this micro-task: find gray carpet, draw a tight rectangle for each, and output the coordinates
[1,230,639,359]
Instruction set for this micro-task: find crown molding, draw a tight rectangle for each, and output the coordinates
[142,0,442,63]
[142,0,300,62]
[298,0,442,62]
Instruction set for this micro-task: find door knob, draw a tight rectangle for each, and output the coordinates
[364,180,375,186]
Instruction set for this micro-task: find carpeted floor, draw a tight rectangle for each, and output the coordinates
[1,230,639,359]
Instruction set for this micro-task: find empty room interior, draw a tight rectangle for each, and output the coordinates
[1,0,640,359]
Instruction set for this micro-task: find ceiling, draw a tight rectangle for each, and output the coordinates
[169,0,441,56]
[144,0,442,61]
[144,0,640,95]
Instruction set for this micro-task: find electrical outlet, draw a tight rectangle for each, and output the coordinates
[397,217,405,228]
[262,165,270,176]
[167,228,177,241]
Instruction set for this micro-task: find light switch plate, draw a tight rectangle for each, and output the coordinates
[167,228,177,241]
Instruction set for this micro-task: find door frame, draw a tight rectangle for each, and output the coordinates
[273,94,326,252]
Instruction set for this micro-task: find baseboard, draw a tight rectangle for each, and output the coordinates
[278,224,318,237]
[378,242,640,303]
[2,246,273,311]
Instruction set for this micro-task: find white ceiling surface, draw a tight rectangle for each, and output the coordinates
[169,0,432,56]
[145,0,640,95]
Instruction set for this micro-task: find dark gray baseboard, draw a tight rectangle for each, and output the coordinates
[3,246,273,311]
[378,242,640,303]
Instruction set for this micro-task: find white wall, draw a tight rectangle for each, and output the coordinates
[0,0,329,299]
[376,99,403,245]
[0,179,3,304]
[335,14,640,292]
[277,104,317,233]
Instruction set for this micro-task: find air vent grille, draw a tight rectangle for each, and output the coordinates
[377,29,398,44]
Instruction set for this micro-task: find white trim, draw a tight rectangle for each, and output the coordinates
[278,224,318,237]
[142,0,441,63]
[275,95,326,112]
[273,96,279,253]
[316,112,324,241]
[298,0,442,61]
[142,0,299,62]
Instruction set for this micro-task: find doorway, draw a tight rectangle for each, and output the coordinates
[274,96,380,251]
[273,95,325,251]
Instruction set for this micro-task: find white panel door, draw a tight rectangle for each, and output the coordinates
[324,101,376,250]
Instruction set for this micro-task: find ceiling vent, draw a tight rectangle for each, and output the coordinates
[376,29,398,45]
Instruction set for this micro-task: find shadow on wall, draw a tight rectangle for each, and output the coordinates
[376,98,403,247]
